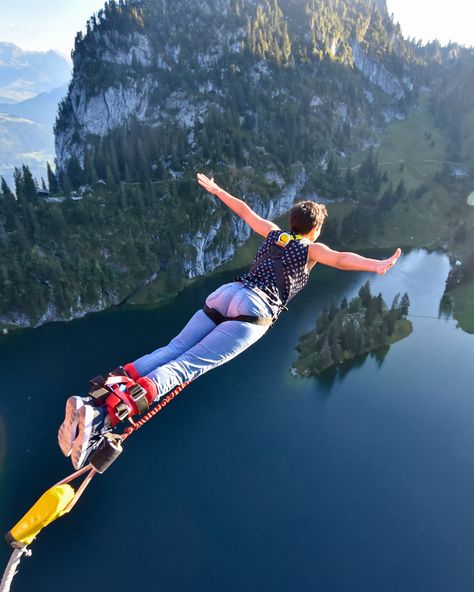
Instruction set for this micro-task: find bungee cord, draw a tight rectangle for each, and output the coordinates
[0,381,190,592]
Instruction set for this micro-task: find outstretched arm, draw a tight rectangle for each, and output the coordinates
[309,242,401,275]
[197,173,279,238]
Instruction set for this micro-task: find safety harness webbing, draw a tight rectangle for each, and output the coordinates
[203,304,273,327]
[204,232,304,327]
[246,231,303,314]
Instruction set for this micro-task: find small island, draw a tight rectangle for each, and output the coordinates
[293,282,412,377]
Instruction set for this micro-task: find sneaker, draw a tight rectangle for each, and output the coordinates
[71,403,110,470]
[58,396,87,457]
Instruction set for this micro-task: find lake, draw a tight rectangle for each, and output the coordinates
[1,249,474,591]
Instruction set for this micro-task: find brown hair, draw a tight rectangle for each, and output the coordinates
[290,200,328,235]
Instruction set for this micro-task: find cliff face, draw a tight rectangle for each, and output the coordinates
[182,167,307,278]
[351,42,406,99]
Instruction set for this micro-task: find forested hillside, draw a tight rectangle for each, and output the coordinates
[0,0,473,329]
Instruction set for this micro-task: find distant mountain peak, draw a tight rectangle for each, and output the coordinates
[0,42,71,103]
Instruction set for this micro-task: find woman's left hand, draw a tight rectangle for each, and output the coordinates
[197,173,222,196]
[376,248,401,275]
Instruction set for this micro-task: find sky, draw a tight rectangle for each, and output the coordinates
[0,0,472,57]
[386,0,473,47]
[0,1,106,60]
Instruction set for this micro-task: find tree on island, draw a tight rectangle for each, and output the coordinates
[293,282,412,377]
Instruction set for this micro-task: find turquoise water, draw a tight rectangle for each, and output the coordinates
[1,250,474,591]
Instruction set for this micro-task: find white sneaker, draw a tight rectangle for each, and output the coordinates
[58,396,87,457]
[71,404,108,470]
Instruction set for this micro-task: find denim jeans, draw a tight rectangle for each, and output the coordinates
[133,282,274,398]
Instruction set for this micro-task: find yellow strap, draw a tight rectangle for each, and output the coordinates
[275,232,302,247]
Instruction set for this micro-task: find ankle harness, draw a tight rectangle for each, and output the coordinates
[89,371,151,426]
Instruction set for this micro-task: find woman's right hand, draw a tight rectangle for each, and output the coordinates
[197,173,223,197]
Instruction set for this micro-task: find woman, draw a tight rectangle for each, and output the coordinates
[59,172,401,469]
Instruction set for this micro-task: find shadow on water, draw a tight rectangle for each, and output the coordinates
[439,292,454,320]
[371,345,390,367]
[314,366,338,394]
[312,345,389,395]
[314,352,371,394]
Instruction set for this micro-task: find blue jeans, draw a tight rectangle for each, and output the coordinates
[133,282,274,398]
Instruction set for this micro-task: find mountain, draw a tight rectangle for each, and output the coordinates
[0,112,54,189]
[0,83,69,126]
[0,84,68,189]
[1,0,473,330]
[55,0,420,171]
[0,43,71,103]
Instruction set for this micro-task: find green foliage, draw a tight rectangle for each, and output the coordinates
[295,286,411,375]
[0,163,234,324]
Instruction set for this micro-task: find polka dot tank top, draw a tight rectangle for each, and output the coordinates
[238,230,311,312]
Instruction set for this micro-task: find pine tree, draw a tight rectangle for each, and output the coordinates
[316,309,330,333]
[395,179,407,201]
[22,165,38,201]
[328,300,338,321]
[0,176,18,231]
[391,293,402,320]
[282,20,291,63]
[67,156,84,190]
[318,339,334,372]
[349,296,362,313]
[328,318,343,363]
[13,167,23,199]
[358,281,372,308]
[341,320,358,352]
[84,152,99,185]
[375,293,384,315]
[385,309,398,335]
[1,176,15,201]
[391,293,400,310]
[365,297,379,325]
[106,165,117,186]
[47,162,60,194]
[399,293,410,317]
[60,170,72,195]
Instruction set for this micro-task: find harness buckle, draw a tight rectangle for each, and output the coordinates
[89,375,113,403]
[275,232,292,248]
[114,402,130,422]
[129,383,149,414]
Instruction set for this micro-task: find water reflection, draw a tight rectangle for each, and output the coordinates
[313,346,390,395]
[439,292,454,320]
[372,345,390,367]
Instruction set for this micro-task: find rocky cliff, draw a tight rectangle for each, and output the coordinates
[55,0,417,169]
